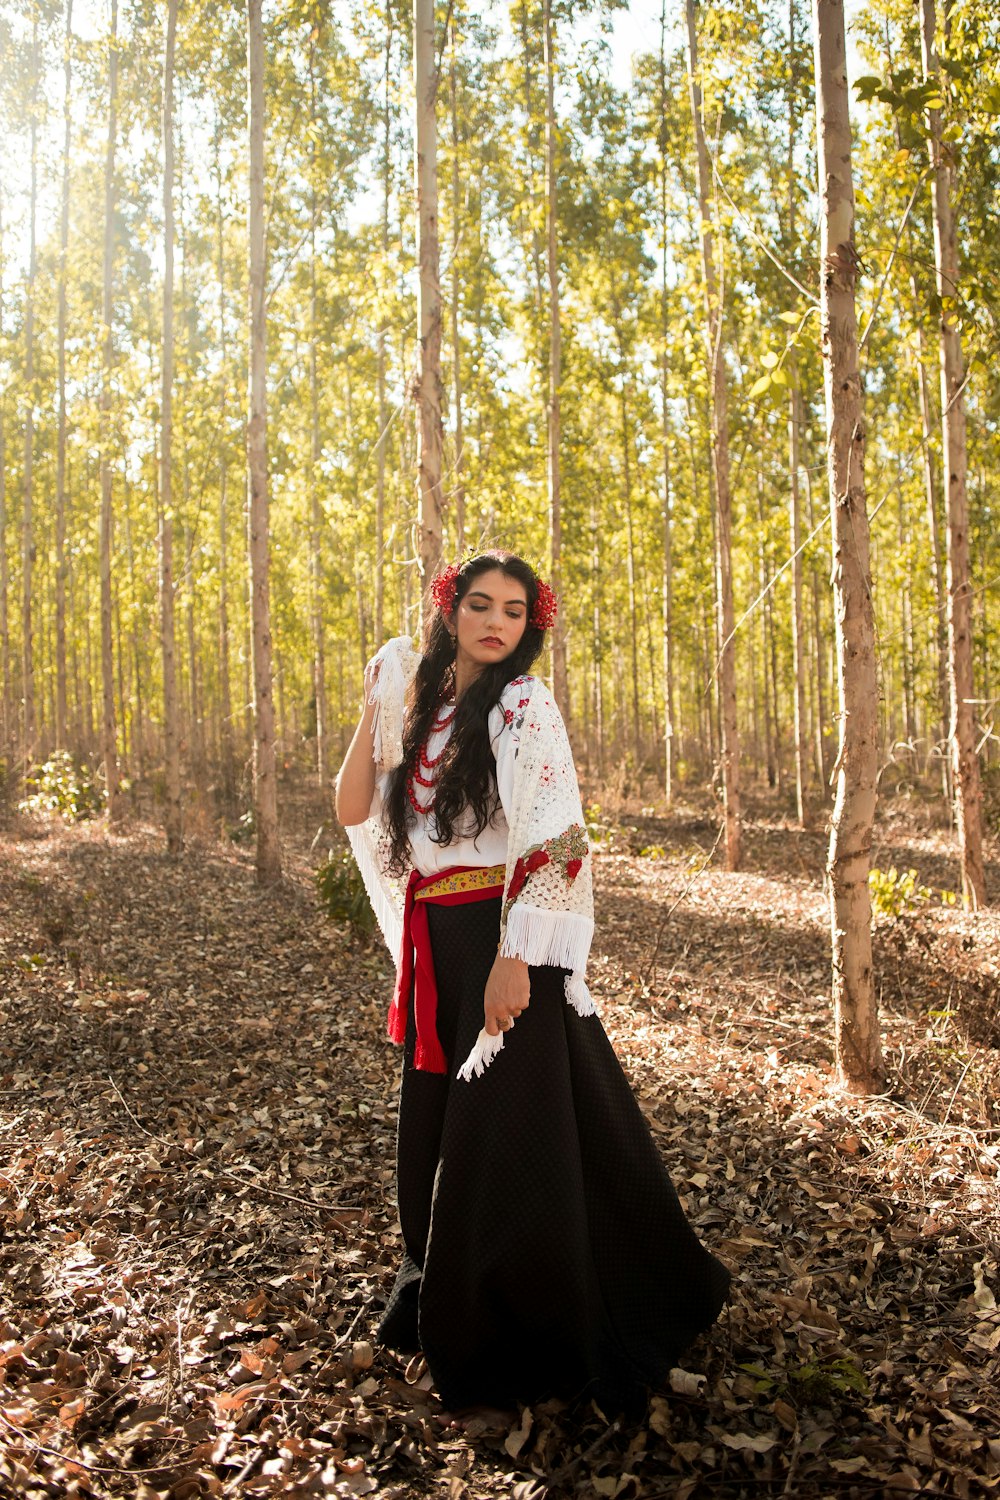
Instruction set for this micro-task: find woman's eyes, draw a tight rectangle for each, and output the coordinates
[468,603,525,619]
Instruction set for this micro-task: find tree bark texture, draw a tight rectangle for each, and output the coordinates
[99,0,121,819]
[247,0,281,884]
[660,0,675,804]
[920,0,986,909]
[56,0,73,748]
[309,42,327,788]
[813,0,885,1093]
[686,0,741,869]
[0,182,10,745]
[413,0,444,594]
[160,0,183,853]
[543,0,568,721]
[22,13,39,759]
[215,117,236,806]
[449,26,466,556]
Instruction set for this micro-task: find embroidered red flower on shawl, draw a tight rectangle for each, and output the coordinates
[566,858,583,879]
[506,848,550,903]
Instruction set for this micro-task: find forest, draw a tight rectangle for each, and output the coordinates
[1,0,999,1495]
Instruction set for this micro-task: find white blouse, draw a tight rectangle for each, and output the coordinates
[369,679,533,876]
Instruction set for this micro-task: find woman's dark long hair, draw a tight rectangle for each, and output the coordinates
[384,551,546,874]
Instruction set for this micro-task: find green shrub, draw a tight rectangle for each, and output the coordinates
[20,752,103,821]
[869,865,956,922]
[315,850,376,938]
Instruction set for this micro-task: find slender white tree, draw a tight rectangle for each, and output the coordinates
[99,0,122,820]
[686,0,741,869]
[413,0,443,590]
[247,0,281,883]
[920,0,986,909]
[813,0,885,1093]
[160,0,182,853]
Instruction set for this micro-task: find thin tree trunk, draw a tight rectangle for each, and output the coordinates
[920,0,986,908]
[160,0,182,852]
[618,370,641,767]
[543,0,568,720]
[804,465,828,787]
[590,497,604,777]
[787,0,807,824]
[123,485,144,777]
[660,0,675,805]
[247,0,281,883]
[911,324,949,792]
[308,37,327,788]
[99,0,122,820]
[215,114,235,807]
[55,0,74,748]
[413,0,444,591]
[375,8,392,643]
[686,0,741,868]
[813,0,884,1094]
[449,21,466,555]
[22,12,40,760]
[0,190,10,749]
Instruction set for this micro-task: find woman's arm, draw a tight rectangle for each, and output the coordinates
[334,663,380,826]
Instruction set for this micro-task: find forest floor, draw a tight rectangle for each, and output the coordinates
[1,785,1000,1500]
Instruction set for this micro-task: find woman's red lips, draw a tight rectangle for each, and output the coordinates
[481,637,503,646]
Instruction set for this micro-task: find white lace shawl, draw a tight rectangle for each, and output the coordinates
[343,636,596,1081]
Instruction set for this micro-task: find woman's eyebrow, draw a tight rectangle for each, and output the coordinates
[466,590,527,608]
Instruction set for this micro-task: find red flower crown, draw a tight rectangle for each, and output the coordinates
[430,562,558,631]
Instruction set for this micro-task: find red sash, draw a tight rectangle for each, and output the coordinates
[387,864,505,1073]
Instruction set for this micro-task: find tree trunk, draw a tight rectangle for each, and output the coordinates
[449,21,467,556]
[375,9,392,644]
[0,190,10,749]
[413,0,444,592]
[660,0,675,805]
[813,0,885,1094]
[215,115,236,807]
[308,38,327,789]
[22,11,40,760]
[686,0,741,868]
[247,0,281,883]
[543,0,568,721]
[787,0,808,824]
[920,0,986,908]
[55,0,74,749]
[911,322,949,793]
[160,0,183,852]
[99,0,122,820]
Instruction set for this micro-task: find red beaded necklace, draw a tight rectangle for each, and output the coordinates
[406,703,456,816]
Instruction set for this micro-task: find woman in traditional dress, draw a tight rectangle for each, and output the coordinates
[335,550,729,1413]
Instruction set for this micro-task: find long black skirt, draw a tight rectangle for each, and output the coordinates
[377,896,730,1411]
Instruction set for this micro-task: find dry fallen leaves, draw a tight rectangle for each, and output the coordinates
[1,795,998,1498]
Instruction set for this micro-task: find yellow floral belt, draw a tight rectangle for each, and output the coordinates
[414,863,506,901]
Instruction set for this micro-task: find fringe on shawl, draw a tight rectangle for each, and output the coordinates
[499,902,593,972]
[456,1027,505,1081]
[346,822,403,960]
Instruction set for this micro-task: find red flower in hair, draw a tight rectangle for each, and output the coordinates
[530,579,558,630]
[431,564,461,615]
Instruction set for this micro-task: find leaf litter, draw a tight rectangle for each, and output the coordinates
[0,799,998,1499]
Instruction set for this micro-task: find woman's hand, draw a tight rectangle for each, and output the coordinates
[362,656,381,704]
[484,955,530,1036]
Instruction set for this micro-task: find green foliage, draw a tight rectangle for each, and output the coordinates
[868,866,956,922]
[315,850,376,939]
[738,1355,870,1405]
[20,752,103,822]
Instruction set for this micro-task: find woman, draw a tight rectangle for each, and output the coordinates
[336,550,729,1413]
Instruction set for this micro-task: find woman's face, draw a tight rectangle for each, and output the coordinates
[450,568,529,681]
